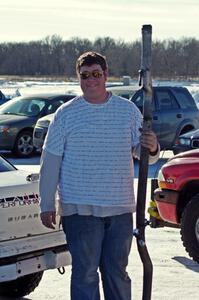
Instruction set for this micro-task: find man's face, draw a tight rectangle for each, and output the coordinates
[78,64,108,100]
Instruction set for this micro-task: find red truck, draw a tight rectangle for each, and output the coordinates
[149,149,199,263]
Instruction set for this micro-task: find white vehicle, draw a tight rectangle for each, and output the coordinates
[0,155,71,297]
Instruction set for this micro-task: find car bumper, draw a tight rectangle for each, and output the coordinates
[0,230,71,282]
[0,133,16,150]
[154,188,180,224]
[0,244,71,282]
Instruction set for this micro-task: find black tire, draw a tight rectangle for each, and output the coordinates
[173,149,182,155]
[13,130,35,157]
[180,194,199,263]
[0,271,43,298]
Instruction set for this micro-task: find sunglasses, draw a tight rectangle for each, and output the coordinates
[79,70,103,80]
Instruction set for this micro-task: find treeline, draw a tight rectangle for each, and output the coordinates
[0,35,198,79]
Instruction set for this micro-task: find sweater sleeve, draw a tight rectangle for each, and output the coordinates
[39,150,62,213]
[133,142,160,165]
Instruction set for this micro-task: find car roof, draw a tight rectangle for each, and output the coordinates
[17,93,77,100]
[107,85,138,91]
[153,86,186,90]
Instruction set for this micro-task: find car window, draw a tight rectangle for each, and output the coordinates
[0,98,46,116]
[0,156,16,172]
[131,90,155,113]
[46,100,65,115]
[132,91,143,111]
[119,93,132,99]
[155,90,179,110]
[173,89,194,109]
[45,95,76,115]
[27,100,45,116]
[107,86,136,100]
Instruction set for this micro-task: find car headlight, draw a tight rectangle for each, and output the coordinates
[158,168,175,189]
[37,120,50,128]
[178,137,191,146]
[0,125,9,133]
[157,169,165,182]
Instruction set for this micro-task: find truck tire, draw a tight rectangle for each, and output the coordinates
[0,271,43,297]
[180,194,199,263]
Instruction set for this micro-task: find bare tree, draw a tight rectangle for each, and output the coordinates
[0,36,198,79]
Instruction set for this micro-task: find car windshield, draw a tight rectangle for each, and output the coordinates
[0,97,46,116]
[0,155,16,172]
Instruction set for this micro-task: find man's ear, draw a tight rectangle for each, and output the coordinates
[104,69,108,81]
[76,71,80,81]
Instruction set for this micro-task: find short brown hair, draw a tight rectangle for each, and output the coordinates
[76,51,108,74]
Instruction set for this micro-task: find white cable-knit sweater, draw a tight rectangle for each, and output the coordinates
[40,94,159,216]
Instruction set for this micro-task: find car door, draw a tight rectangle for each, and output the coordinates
[130,89,160,139]
[153,88,181,149]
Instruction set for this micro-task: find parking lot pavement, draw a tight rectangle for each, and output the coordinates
[2,234,199,300]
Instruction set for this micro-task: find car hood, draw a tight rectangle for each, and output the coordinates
[179,129,199,139]
[168,149,199,163]
[0,114,33,124]
[38,113,54,123]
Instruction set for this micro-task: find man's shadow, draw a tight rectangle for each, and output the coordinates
[0,297,31,300]
[173,256,199,273]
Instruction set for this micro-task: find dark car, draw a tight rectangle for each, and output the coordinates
[0,93,76,157]
[173,128,199,154]
[130,86,199,152]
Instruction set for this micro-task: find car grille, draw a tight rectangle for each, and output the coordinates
[34,131,42,138]
[191,139,199,148]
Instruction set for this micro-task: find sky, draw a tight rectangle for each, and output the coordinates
[1,0,199,43]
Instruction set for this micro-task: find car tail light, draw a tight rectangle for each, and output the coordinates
[0,126,10,133]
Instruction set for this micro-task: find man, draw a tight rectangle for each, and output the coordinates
[40,51,159,300]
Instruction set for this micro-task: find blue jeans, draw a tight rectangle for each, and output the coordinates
[61,213,133,300]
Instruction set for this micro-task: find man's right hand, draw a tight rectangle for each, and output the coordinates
[40,211,56,229]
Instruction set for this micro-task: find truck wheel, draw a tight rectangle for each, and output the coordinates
[180,194,199,263]
[13,130,35,157]
[0,271,43,297]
